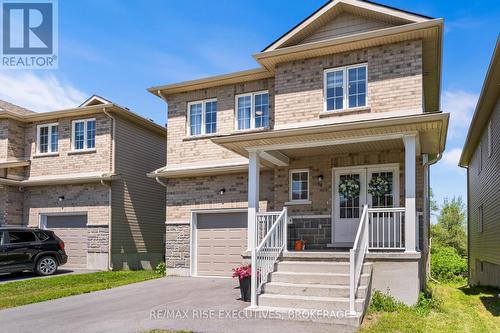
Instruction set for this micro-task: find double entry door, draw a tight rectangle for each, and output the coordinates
[331,165,399,247]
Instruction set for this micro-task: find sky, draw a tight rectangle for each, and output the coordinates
[0,0,499,217]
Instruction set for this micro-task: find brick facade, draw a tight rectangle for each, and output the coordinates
[165,224,190,271]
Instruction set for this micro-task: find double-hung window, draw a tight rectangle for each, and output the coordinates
[236,91,269,130]
[37,123,58,154]
[72,118,96,151]
[324,64,367,112]
[290,169,309,202]
[187,99,217,136]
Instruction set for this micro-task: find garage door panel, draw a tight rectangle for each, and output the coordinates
[46,215,88,269]
[196,212,247,277]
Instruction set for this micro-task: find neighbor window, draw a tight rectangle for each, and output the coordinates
[290,169,309,201]
[324,64,367,111]
[187,99,217,136]
[478,205,483,233]
[72,118,96,151]
[236,91,269,130]
[37,123,58,154]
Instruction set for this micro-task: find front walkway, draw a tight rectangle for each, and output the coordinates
[0,276,357,333]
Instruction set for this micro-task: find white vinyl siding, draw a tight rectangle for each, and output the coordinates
[235,91,269,130]
[488,120,492,157]
[324,64,367,112]
[187,99,217,136]
[72,118,96,151]
[36,123,58,154]
[290,169,309,201]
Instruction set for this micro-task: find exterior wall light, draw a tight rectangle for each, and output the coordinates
[318,175,324,185]
[219,188,226,195]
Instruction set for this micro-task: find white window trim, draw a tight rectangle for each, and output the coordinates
[186,98,217,137]
[323,63,368,112]
[234,90,269,131]
[36,122,58,155]
[487,120,492,158]
[289,169,310,202]
[71,118,96,152]
[478,205,483,233]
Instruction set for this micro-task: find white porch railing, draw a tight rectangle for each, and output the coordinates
[349,204,369,315]
[256,211,281,246]
[368,207,405,250]
[251,207,288,307]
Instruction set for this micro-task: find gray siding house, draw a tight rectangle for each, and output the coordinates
[0,96,167,270]
[460,36,500,288]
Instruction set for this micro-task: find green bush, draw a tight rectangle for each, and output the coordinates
[414,287,442,315]
[154,262,166,276]
[370,290,407,312]
[431,246,467,282]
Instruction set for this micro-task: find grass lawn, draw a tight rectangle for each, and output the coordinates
[0,270,162,309]
[361,281,500,333]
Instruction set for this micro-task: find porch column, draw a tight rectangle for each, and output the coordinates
[403,134,417,253]
[247,151,260,251]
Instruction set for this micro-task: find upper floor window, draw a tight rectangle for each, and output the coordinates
[236,91,269,130]
[187,99,217,136]
[72,118,96,151]
[37,123,58,154]
[324,64,367,112]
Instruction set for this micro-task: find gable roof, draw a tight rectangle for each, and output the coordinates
[460,35,500,167]
[262,0,433,52]
[0,100,35,116]
[79,95,113,107]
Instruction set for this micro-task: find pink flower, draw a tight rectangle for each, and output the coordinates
[232,265,251,280]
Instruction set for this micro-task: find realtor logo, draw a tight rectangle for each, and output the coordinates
[1,0,58,68]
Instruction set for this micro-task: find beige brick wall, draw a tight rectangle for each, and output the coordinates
[166,171,275,222]
[0,119,8,160]
[274,40,423,125]
[24,183,110,227]
[165,78,274,165]
[25,114,112,177]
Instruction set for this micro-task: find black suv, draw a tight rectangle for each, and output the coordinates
[0,227,68,276]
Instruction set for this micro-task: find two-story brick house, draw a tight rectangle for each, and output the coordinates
[148,0,449,323]
[0,95,167,271]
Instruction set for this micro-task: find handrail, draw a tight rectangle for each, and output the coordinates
[367,207,405,212]
[368,207,405,250]
[349,204,369,315]
[251,207,288,307]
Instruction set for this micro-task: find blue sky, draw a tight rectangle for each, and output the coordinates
[0,0,499,214]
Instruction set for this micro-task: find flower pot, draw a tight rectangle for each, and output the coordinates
[239,276,251,302]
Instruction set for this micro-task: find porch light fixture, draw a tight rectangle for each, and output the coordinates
[317,175,324,185]
[218,188,226,195]
[58,196,65,202]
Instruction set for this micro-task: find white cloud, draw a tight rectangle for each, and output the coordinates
[0,71,86,112]
[441,148,463,167]
[441,90,478,140]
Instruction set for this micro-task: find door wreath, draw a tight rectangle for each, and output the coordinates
[338,176,360,199]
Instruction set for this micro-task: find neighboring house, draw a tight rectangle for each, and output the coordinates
[0,95,167,271]
[148,0,448,323]
[459,36,500,288]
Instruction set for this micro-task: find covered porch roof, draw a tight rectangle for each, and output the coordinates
[211,112,449,166]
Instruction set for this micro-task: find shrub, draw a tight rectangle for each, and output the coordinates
[155,262,166,276]
[370,290,407,312]
[431,246,467,282]
[414,287,442,315]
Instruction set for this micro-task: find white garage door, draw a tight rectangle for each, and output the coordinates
[196,212,247,277]
[46,215,88,269]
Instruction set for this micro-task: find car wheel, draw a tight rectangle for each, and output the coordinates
[35,256,58,276]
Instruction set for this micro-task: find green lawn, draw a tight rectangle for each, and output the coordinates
[0,270,162,309]
[361,281,500,333]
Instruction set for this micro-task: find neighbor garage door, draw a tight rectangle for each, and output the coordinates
[196,212,247,277]
[46,215,88,269]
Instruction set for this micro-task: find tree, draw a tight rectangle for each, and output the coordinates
[429,188,439,216]
[431,196,467,257]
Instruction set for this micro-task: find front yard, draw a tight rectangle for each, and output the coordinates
[0,270,162,309]
[361,281,500,333]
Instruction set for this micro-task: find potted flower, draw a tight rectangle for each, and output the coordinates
[232,264,251,302]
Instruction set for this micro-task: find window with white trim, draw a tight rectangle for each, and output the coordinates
[72,118,96,151]
[236,91,269,130]
[488,120,492,157]
[187,99,217,136]
[37,123,58,154]
[478,205,483,233]
[290,169,309,201]
[324,64,367,112]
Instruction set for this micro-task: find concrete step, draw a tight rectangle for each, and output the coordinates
[269,271,371,285]
[263,281,368,298]
[276,261,372,274]
[258,293,365,312]
[281,251,350,262]
[248,306,363,327]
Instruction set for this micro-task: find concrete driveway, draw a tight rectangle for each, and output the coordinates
[0,276,357,333]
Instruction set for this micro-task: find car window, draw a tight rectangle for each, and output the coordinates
[0,232,5,245]
[8,231,37,244]
[35,231,50,241]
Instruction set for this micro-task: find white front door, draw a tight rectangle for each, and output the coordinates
[332,168,366,247]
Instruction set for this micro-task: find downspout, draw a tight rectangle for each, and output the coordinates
[103,107,116,271]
